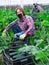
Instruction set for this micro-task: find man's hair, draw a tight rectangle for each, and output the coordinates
[16,7,25,16]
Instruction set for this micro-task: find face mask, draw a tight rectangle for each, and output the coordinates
[17,14,22,19]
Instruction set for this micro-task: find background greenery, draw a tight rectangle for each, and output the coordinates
[0,5,49,65]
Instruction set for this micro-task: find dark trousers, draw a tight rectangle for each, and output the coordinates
[12,24,25,37]
[11,24,32,44]
[12,24,22,34]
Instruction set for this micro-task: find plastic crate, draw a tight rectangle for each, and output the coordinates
[3,47,35,65]
[3,38,35,65]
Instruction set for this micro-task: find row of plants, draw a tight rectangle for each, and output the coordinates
[0,7,30,48]
[0,6,49,65]
[29,9,49,64]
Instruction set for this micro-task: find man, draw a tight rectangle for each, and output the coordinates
[2,7,35,40]
[31,3,43,21]
[31,3,43,13]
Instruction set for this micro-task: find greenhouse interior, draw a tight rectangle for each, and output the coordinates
[0,0,49,65]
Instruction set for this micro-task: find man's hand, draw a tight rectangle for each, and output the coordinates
[19,33,26,40]
[2,30,7,37]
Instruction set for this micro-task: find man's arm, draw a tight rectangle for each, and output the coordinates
[25,16,35,35]
[5,19,17,31]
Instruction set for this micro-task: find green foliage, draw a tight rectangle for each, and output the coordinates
[24,7,30,15]
[17,9,49,63]
[0,8,17,32]
[0,7,30,53]
[0,7,49,65]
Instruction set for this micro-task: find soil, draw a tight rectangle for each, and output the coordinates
[0,54,3,65]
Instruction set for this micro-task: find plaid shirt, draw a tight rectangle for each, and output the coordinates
[5,15,35,35]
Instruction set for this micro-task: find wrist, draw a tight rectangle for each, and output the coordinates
[24,33,27,37]
[24,32,27,36]
[3,30,6,33]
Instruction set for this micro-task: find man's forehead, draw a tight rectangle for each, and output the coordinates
[17,9,21,12]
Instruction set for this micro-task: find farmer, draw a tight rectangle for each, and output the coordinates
[32,3,43,13]
[31,3,43,21]
[2,7,35,40]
